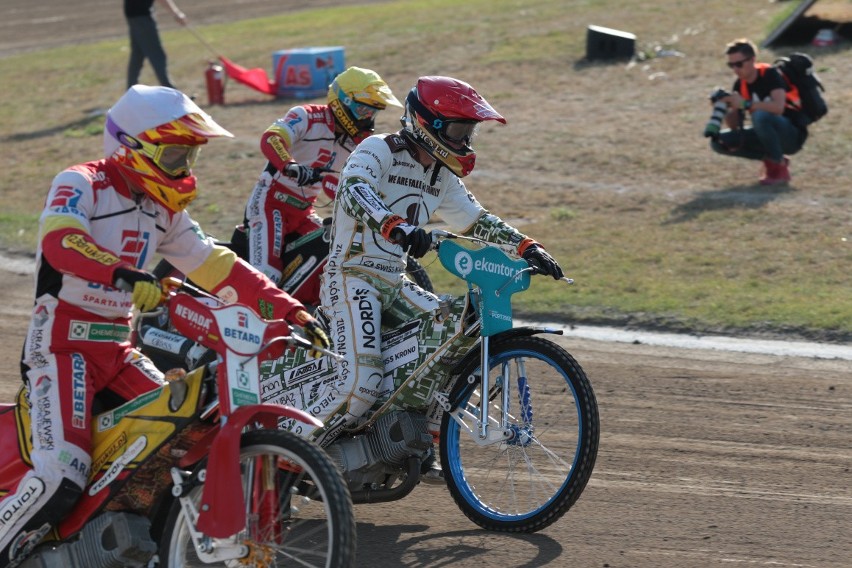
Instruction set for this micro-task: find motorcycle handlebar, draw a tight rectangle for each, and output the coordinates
[115,275,194,312]
[287,333,344,361]
[142,276,345,358]
[284,163,337,177]
[427,230,573,284]
[113,277,133,293]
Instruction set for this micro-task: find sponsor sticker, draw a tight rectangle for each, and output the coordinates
[174,304,213,331]
[97,388,162,432]
[71,353,86,428]
[0,477,45,528]
[10,523,51,564]
[454,250,473,277]
[91,432,128,474]
[49,186,83,209]
[88,435,147,495]
[219,306,264,353]
[217,285,238,304]
[60,233,121,265]
[118,230,150,266]
[68,321,131,342]
[32,305,50,328]
[382,334,419,372]
[284,358,327,387]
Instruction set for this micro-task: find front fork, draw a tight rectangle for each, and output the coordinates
[252,454,283,544]
[169,467,249,563]
[435,336,534,447]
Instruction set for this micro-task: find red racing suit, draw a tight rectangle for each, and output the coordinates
[0,159,304,567]
[242,104,355,297]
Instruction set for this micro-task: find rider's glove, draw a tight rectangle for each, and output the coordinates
[292,309,331,358]
[113,267,162,311]
[390,225,431,259]
[522,245,564,280]
[285,163,323,187]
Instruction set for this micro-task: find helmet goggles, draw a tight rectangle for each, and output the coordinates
[106,114,201,178]
[348,99,380,121]
[138,141,200,178]
[333,83,381,124]
[440,120,479,149]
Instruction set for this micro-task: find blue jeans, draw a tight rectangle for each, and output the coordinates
[710,110,806,163]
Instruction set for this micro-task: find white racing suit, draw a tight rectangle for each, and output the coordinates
[0,160,303,568]
[242,104,355,301]
[311,132,536,446]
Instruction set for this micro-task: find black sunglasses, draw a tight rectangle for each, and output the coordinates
[727,57,753,69]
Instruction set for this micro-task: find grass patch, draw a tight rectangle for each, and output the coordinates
[0,213,40,252]
[765,3,799,32]
[550,207,578,221]
[1,0,850,341]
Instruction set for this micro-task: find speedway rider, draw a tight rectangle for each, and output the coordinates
[307,76,564,472]
[0,85,329,568]
[234,66,402,305]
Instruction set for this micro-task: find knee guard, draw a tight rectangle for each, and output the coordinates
[0,477,83,568]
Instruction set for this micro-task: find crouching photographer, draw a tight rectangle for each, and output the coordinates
[704,38,808,186]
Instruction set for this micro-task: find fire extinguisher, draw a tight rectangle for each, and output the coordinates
[205,61,225,105]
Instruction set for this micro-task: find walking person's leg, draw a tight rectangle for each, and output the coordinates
[127,15,175,89]
[126,18,147,89]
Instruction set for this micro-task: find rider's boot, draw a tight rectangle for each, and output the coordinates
[419,448,445,486]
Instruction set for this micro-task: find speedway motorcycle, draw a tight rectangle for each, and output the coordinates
[261,231,600,532]
[0,278,355,568]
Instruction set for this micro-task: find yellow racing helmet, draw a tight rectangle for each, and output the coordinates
[327,66,402,142]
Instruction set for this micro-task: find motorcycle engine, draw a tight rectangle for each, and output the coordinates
[326,411,432,487]
[20,512,156,568]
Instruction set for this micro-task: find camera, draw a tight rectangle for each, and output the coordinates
[708,87,730,104]
[703,87,730,139]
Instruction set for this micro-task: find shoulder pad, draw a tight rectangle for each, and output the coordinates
[382,132,410,153]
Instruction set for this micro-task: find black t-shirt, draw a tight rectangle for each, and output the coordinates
[124,0,155,19]
[733,66,805,128]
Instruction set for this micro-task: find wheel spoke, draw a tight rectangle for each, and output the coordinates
[161,430,355,567]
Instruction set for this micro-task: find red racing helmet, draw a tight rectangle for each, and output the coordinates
[402,76,505,177]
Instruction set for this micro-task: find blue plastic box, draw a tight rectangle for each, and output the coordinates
[272,46,346,99]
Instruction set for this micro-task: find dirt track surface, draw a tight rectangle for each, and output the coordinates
[2,2,851,567]
[1,260,850,567]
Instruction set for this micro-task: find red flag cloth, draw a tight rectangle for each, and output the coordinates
[219,56,277,95]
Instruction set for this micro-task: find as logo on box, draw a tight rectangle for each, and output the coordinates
[283,65,312,87]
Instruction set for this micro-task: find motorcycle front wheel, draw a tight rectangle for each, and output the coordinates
[440,334,599,533]
[159,430,355,568]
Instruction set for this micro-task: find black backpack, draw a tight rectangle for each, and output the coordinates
[774,52,827,125]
